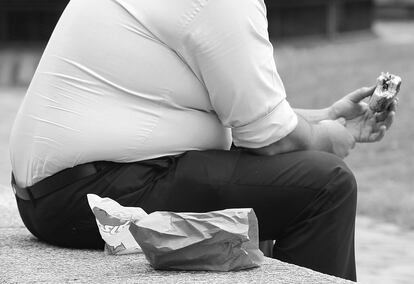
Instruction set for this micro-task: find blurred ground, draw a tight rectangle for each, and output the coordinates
[356,217,414,284]
[1,20,414,283]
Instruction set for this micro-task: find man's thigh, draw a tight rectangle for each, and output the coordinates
[140,149,354,240]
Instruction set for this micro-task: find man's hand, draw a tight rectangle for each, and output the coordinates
[313,119,356,158]
[248,115,355,158]
[329,86,375,120]
[248,87,396,158]
[329,86,397,143]
[344,102,396,143]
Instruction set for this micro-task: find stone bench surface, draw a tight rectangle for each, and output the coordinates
[0,227,353,284]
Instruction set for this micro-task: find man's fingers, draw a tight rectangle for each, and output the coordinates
[336,117,346,126]
[368,126,386,142]
[375,111,395,129]
[375,111,388,122]
[374,99,398,122]
[347,85,376,103]
[360,102,369,112]
[384,111,395,129]
[387,98,398,112]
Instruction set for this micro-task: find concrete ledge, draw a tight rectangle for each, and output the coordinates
[0,227,354,283]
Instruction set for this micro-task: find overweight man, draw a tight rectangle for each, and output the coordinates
[10,0,396,281]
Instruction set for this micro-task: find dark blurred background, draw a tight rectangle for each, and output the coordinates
[1,0,407,42]
[0,0,375,42]
[3,0,413,43]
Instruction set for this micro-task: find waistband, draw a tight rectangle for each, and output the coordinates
[11,162,101,201]
[11,155,182,201]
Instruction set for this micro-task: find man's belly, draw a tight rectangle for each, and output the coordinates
[10,96,232,188]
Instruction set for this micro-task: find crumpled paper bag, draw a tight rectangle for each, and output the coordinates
[87,194,264,271]
[87,194,147,255]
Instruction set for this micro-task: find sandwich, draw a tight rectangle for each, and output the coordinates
[369,72,401,113]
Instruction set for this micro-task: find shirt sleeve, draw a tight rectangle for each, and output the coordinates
[176,0,297,148]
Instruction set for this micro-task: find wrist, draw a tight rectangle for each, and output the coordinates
[309,122,334,153]
[293,107,336,123]
[326,106,338,120]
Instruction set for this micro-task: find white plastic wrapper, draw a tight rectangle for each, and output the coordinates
[87,194,264,271]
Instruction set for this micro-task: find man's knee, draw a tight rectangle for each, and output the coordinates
[302,151,357,205]
[318,152,357,212]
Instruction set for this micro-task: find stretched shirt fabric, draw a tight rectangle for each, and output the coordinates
[10,0,298,188]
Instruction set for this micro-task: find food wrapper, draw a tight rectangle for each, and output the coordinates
[87,194,147,255]
[369,72,401,113]
[87,194,264,271]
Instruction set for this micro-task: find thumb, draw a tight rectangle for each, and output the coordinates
[336,117,346,125]
[348,85,376,103]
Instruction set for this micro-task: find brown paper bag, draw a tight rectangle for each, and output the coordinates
[130,209,264,271]
[88,194,264,271]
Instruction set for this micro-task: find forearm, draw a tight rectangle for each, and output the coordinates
[293,108,334,123]
[247,114,333,156]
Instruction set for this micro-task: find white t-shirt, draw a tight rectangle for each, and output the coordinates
[10,0,298,187]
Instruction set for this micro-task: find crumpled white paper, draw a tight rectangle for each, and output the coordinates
[87,194,147,255]
[87,194,264,271]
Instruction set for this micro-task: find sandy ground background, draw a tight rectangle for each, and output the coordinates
[1,20,414,283]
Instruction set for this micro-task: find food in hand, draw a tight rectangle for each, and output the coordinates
[369,72,401,113]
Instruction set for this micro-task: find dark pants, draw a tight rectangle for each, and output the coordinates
[15,150,357,281]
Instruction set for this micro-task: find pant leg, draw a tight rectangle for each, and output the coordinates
[15,150,357,280]
[135,150,357,281]
[273,160,357,281]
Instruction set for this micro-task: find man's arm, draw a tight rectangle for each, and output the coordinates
[177,0,298,149]
[293,108,333,123]
[249,84,396,157]
[247,114,355,158]
[293,87,378,123]
[175,0,356,156]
